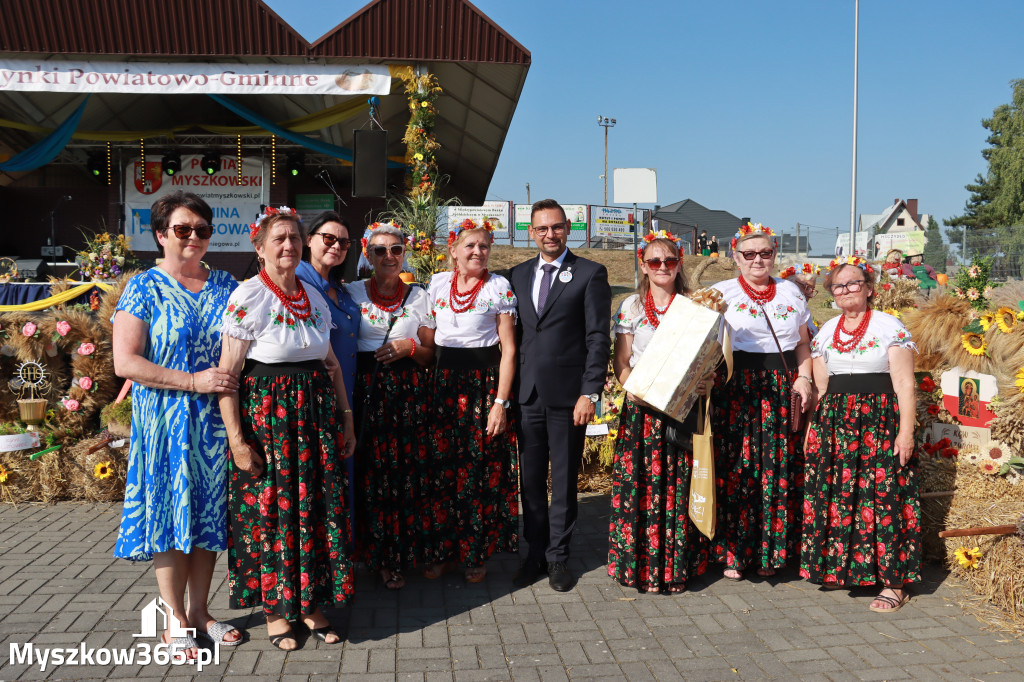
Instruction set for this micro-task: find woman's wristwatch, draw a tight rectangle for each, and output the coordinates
[494,398,511,408]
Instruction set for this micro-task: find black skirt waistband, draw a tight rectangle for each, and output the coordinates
[826,372,894,395]
[241,358,324,379]
[435,345,501,370]
[733,350,797,372]
[356,351,417,374]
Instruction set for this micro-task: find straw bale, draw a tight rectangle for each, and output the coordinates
[986,279,1024,310]
[902,295,972,365]
[65,436,128,502]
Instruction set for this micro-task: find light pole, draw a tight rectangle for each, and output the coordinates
[525,182,530,205]
[848,0,859,256]
[597,115,616,205]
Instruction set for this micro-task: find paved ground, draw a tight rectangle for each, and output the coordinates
[0,495,1022,681]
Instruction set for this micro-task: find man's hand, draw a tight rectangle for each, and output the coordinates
[573,395,596,426]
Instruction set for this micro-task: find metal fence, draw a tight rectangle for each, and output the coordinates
[957,227,1024,281]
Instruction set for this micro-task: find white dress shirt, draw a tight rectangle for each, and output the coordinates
[531,248,569,311]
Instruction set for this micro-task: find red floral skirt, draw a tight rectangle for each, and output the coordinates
[608,400,709,593]
[710,366,804,571]
[227,368,353,618]
[354,360,430,574]
[424,365,519,567]
[800,392,920,587]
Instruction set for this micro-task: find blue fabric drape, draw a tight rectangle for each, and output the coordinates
[0,96,90,173]
[208,94,404,169]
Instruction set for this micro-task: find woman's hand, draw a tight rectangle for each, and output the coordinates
[374,339,413,365]
[193,367,239,394]
[230,441,264,477]
[626,391,651,408]
[893,430,915,467]
[340,412,356,459]
[793,376,813,412]
[695,374,715,396]
[486,403,507,438]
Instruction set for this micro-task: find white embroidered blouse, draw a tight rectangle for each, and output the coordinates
[220,276,332,363]
[425,271,517,348]
[614,294,667,368]
[712,277,810,353]
[811,311,916,374]
[347,281,432,352]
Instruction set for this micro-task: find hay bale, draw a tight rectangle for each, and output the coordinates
[942,462,1024,639]
[65,435,127,502]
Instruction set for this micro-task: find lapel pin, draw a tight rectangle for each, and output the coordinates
[558,269,573,283]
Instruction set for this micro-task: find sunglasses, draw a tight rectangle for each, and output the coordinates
[165,223,213,240]
[369,244,405,258]
[313,233,351,249]
[738,249,774,261]
[644,257,680,269]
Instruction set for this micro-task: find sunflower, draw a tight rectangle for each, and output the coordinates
[979,313,995,331]
[1016,368,1024,393]
[0,465,9,483]
[607,428,618,440]
[93,461,113,480]
[884,308,901,319]
[996,307,1017,333]
[961,332,986,356]
[954,546,981,569]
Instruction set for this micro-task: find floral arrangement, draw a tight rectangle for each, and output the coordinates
[951,257,997,311]
[827,255,874,274]
[249,206,299,242]
[636,230,680,259]
[405,230,448,283]
[447,218,496,246]
[731,222,776,249]
[75,231,135,281]
[401,73,443,200]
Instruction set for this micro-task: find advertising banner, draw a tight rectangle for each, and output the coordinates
[446,202,511,239]
[834,231,872,258]
[872,230,927,259]
[0,59,391,95]
[591,205,649,239]
[513,204,587,232]
[125,154,264,252]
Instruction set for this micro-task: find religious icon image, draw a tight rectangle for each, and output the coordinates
[959,378,979,419]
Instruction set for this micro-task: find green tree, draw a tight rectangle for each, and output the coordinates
[946,79,1024,230]
[922,217,949,271]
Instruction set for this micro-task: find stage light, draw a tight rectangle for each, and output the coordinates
[162,151,181,176]
[86,152,105,179]
[285,152,305,177]
[200,152,221,175]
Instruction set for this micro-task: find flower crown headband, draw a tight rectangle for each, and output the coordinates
[447,218,496,246]
[779,263,821,279]
[361,221,399,256]
[828,255,874,274]
[730,222,777,250]
[636,230,680,259]
[249,206,299,242]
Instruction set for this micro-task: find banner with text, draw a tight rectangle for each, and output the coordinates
[591,205,649,239]
[0,59,391,95]
[513,204,587,231]
[446,202,512,239]
[872,230,927,259]
[125,155,264,252]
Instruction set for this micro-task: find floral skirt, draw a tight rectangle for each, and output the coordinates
[227,367,353,618]
[425,365,519,567]
[354,360,430,574]
[799,392,920,587]
[608,400,709,593]
[711,366,804,571]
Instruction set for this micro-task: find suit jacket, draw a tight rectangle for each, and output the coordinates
[509,250,611,407]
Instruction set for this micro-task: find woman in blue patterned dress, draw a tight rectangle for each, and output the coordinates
[112,191,242,659]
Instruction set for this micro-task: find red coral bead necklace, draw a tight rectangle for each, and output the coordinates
[260,269,312,320]
[369,277,405,313]
[450,270,489,313]
[739,275,776,305]
[643,290,675,328]
[832,308,871,352]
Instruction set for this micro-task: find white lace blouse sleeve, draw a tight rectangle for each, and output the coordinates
[221,285,259,341]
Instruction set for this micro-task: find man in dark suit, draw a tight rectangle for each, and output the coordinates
[509,199,611,591]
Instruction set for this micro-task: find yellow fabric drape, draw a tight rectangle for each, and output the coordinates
[0,282,114,312]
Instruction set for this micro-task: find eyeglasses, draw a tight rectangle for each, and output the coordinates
[165,223,213,240]
[369,244,405,258]
[532,222,568,236]
[313,233,351,249]
[829,280,866,294]
[644,257,680,269]
[738,249,774,261]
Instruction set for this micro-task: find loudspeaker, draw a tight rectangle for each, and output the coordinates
[352,129,387,198]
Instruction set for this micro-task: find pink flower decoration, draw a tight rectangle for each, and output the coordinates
[77,342,95,356]
[22,322,37,337]
[78,376,93,391]
[63,398,81,412]
[55,321,71,336]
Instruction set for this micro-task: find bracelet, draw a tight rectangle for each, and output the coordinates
[408,337,417,358]
[341,409,353,414]
[796,375,812,385]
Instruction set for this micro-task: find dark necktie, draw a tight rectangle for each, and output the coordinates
[537,263,556,315]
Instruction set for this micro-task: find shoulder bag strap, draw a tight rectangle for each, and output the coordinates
[757,302,791,375]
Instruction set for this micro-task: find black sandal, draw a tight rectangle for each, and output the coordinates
[309,626,341,643]
[269,632,298,650]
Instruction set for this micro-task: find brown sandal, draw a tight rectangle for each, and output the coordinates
[869,588,910,613]
[464,566,486,583]
[423,561,455,580]
[381,569,405,590]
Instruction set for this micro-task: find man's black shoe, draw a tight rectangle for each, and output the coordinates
[547,561,574,592]
[512,559,547,588]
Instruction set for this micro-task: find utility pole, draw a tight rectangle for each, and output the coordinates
[525,182,530,205]
[849,0,859,256]
[796,222,801,257]
[597,115,616,205]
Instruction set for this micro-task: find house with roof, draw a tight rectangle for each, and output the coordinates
[653,199,746,254]
[857,198,930,259]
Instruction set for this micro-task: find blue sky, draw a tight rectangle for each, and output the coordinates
[265,0,1024,248]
